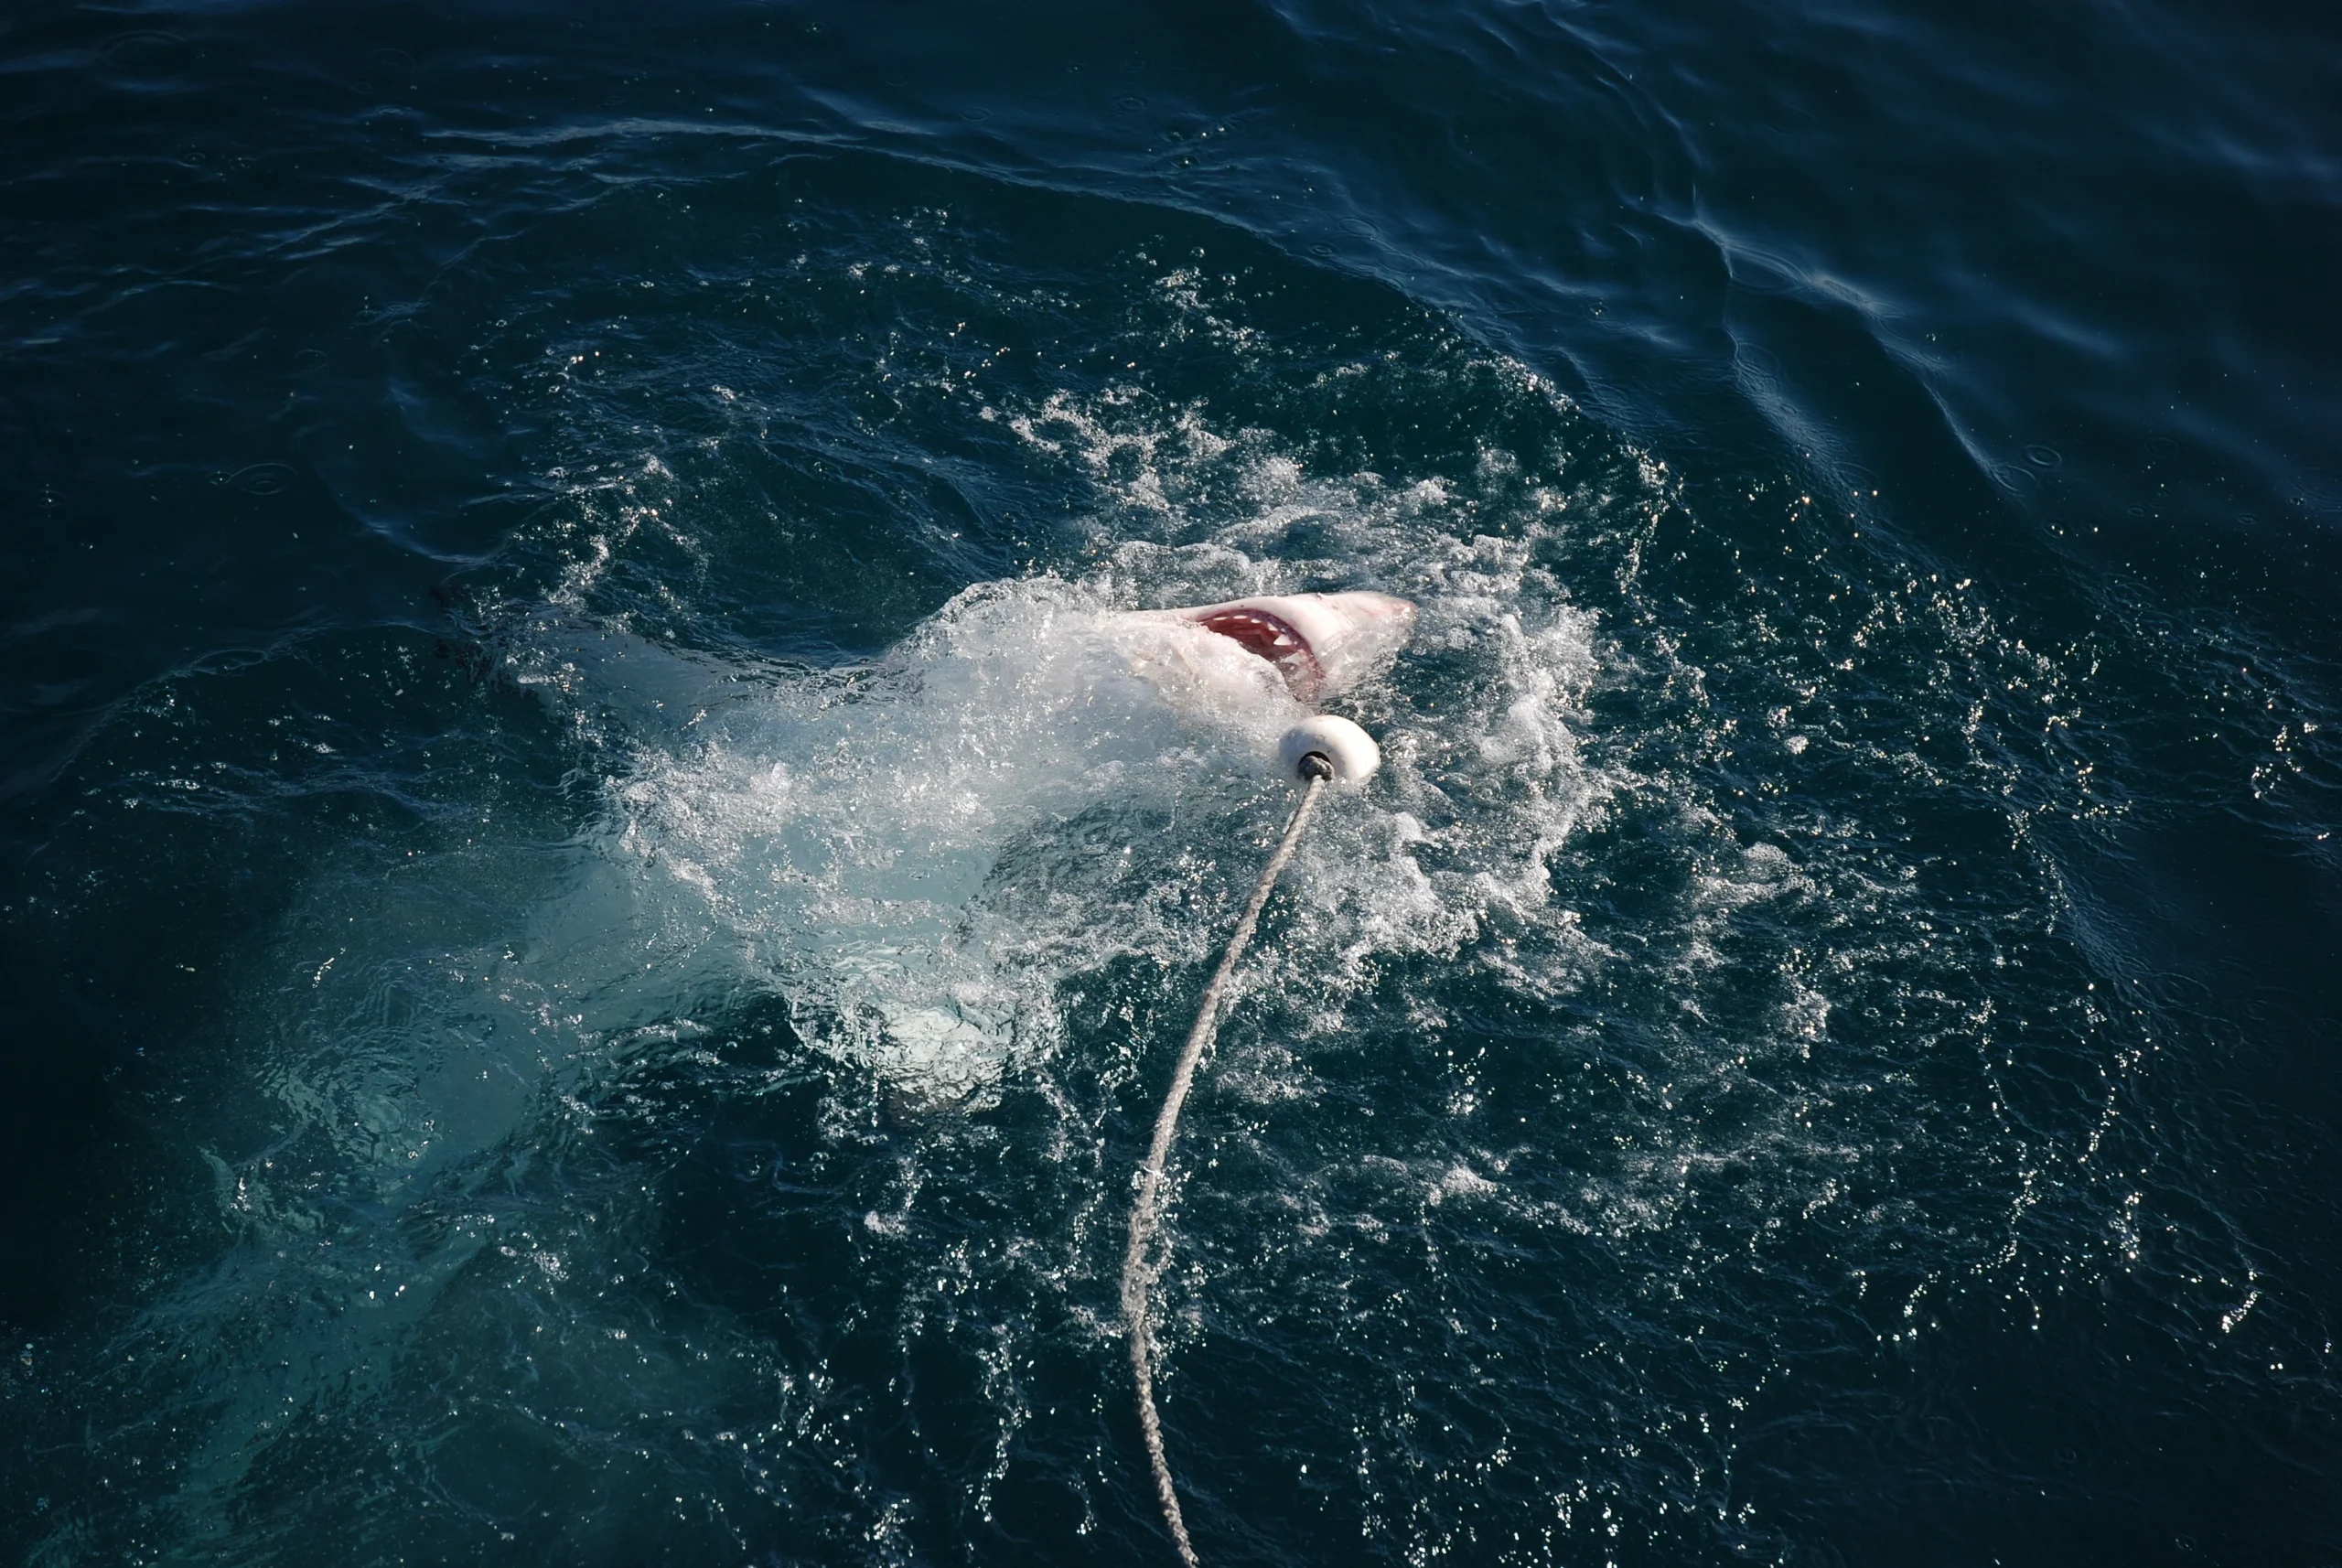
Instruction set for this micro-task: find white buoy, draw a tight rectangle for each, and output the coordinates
[1278,714,1380,784]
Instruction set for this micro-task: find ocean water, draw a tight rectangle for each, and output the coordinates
[3,2,2339,1563]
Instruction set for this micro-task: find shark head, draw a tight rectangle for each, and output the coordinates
[1168,591,1418,703]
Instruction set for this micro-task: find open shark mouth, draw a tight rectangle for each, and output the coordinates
[1155,590,1418,708]
[1189,605,1327,700]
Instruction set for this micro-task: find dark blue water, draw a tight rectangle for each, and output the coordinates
[5,2,2339,1563]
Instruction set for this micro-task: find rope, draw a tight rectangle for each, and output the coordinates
[1123,760,1332,1567]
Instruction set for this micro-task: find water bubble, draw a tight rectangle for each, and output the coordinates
[2296,470,2342,512]
[2023,445,2063,469]
[231,462,297,497]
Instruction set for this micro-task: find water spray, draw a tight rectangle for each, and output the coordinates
[1121,714,1383,1568]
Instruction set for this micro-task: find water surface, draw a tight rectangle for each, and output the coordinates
[3,2,2339,1563]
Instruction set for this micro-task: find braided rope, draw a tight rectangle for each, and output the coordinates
[1122,764,1330,1566]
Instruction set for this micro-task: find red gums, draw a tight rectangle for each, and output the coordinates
[1193,607,1326,701]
